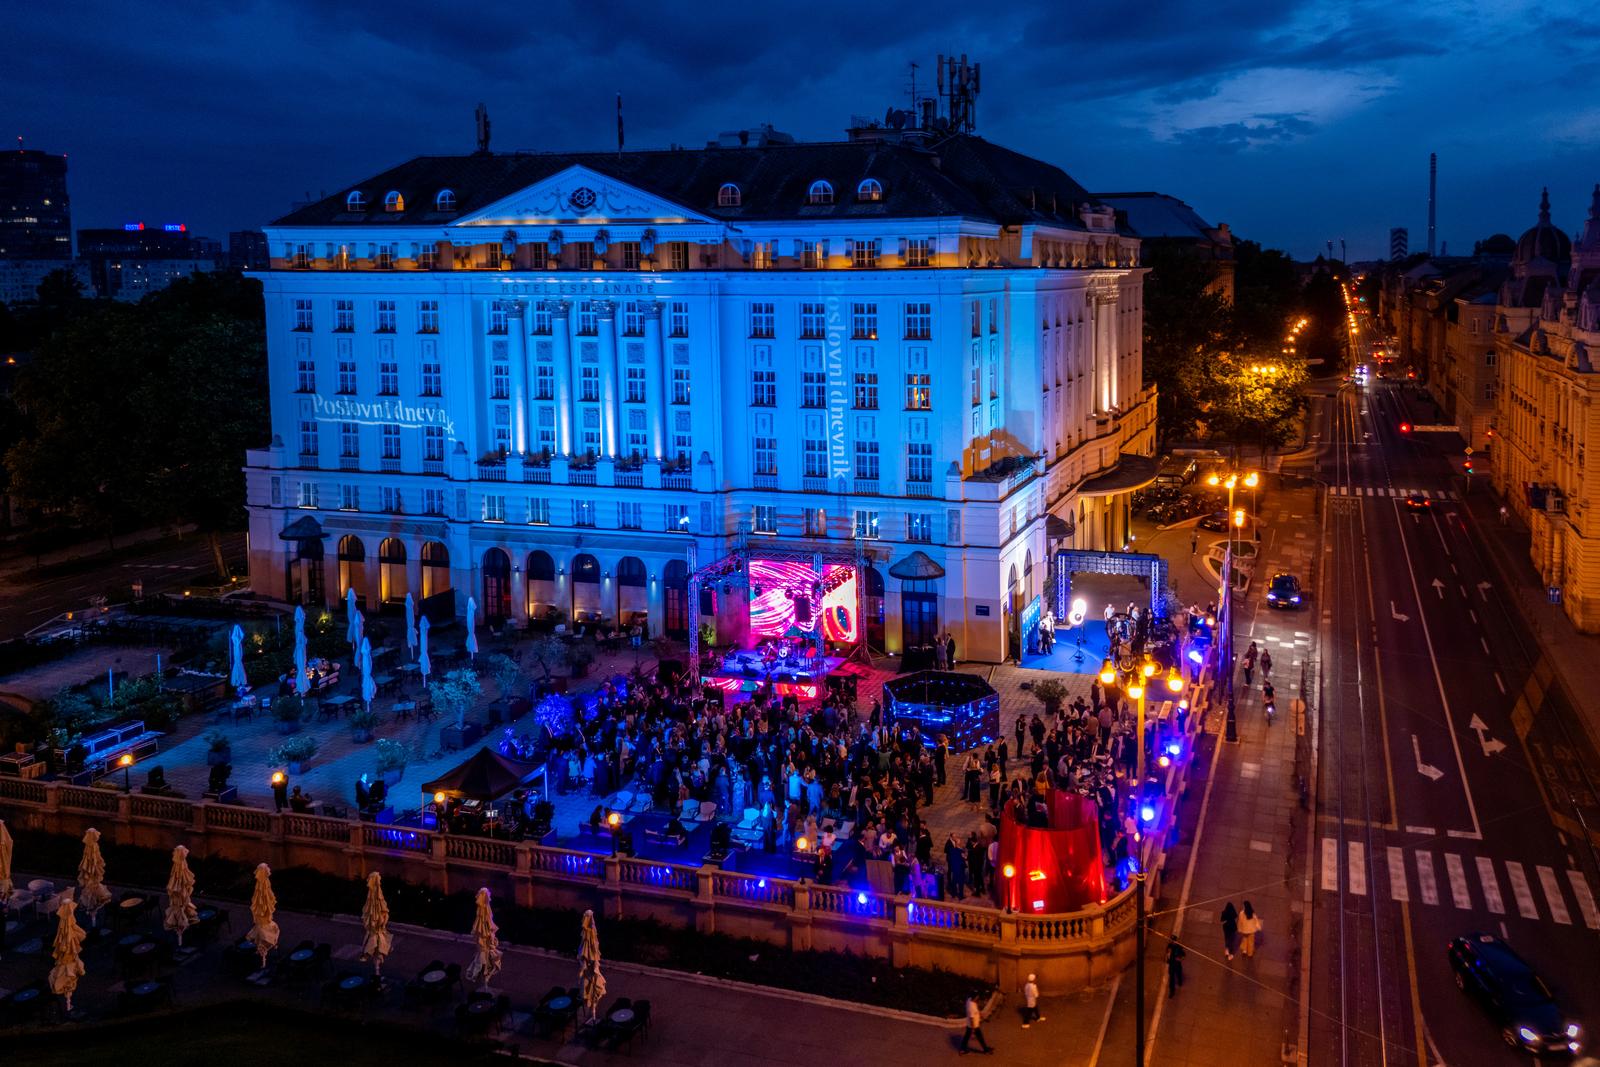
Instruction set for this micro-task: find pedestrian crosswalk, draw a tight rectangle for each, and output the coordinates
[1328,486,1460,499]
[1319,839,1599,927]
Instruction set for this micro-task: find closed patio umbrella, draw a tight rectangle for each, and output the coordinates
[465,597,479,662]
[579,908,606,1022]
[248,862,280,968]
[49,890,85,1013]
[464,886,502,988]
[165,845,198,945]
[404,593,417,659]
[75,827,112,925]
[292,606,309,697]
[419,616,432,685]
[360,637,376,710]
[345,588,359,647]
[360,872,392,976]
[229,624,248,692]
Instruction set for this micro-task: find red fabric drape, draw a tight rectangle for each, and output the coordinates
[996,791,1108,913]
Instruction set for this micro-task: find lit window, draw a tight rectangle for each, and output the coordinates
[808,180,834,205]
[753,505,778,534]
[384,191,405,212]
[851,303,877,340]
[718,183,742,207]
[852,240,880,268]
[906,238,931,268]
[853,372,878,409]
[346,191,367,212]
[857,178,883,202]
[853,510,880,539]
[907,513,933,542]
[435,189,456,211]
[906,372,931,410]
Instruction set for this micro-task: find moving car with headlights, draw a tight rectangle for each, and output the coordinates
[1403,494,1432,511]
[1265,573,1303,609]
[1448,933,1582,1055]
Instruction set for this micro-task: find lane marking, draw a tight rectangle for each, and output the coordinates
[1476,857,1505,914]
[1348,840,1368,896]
[1322,836,1338,892]
[1469,609,1478,624]
[1387,846,1410,902]
[1480,636,1490,655]
[1505,862,1540,918]
[1537,865,1572,925]
[1567,870,1600,930]
[1494,673,1506,695]
[1404,825,1436,836]
[1444,853,1472,909]
[1415,851,1440,906]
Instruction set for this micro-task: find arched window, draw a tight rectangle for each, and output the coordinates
[384,191,405,212]
[807,180,834,206]
[856,178,883,203]
[717,183,741,208]
[346,191,367,212]
[435,189,457,212]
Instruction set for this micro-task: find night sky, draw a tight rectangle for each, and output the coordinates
[13,0,1598,260]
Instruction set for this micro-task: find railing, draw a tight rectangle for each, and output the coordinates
[1015,912,1092,942]
[569,470,597,486]
[618,856,696,892]
[60,786,120,813]
[283,812,350,842]
[613,470,644,488]
[362,824,429,853]
[712,870,795,908]
[381,457,401,473]
[802,476,828,493]
[527,845,603,881]
[752,474,779,490]
[810,884,892,921]
[905,480,936,498]
[661,472,691,490]
[446,835,516,867]
[907,898,1002,936]
[852,478,880,496]
[422,459,445,475]
[523,465,551,483]
[0,779,47,805]
[130,795,190,823]
[476,463,506,482]
[207,804,271,833]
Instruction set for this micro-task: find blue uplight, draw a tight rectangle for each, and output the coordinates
[1187,649,1203,664]
[1166,740,1182,756]
[856,892,869,905]
[1140,804,1156,823]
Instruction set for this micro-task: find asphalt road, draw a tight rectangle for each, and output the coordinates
[1304,299,1600,1065]
[0,531,247,641]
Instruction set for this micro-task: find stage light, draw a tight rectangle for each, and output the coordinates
[1205,615,1216,627]
[1178,699,1189,711]
[1140,804,1156,823]
[757,879,766,889]
[1002,864,1017,880]
[271,771,285,785]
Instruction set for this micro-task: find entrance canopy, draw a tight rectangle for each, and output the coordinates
[1079,453,1160,496]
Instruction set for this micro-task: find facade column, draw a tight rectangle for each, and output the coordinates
[596,300,620,457]
[551,300,574,455]
[507,300,530,454]
[643,300,666,460]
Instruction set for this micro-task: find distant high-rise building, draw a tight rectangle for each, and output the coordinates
[228,230,270,270]
[1390,227,1409,260]
[77,223,222,300]
[0,146,72,260]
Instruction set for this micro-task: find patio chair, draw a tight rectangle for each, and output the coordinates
[698,800,717,822]
[677,798,700,824]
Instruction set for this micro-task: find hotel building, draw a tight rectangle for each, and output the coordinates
[245,126,1155,662]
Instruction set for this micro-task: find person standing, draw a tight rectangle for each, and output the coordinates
[934,637,948,671]
[1166,940,1187,995]
[1260,649,1273,681]
[1191,529,1199,555]
[967,832,987,897]
[1220,901,1239,961]
[1237,901,1262,957]
[1020,973,1044,1027]
[960,992,993,1054]
[946,633,957,669]
[946,832,968,900]
[935,734,949,786]
[1242,642,1258,687]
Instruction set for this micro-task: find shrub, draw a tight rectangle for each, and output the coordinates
[1032,679,1069,708]
[426,668,481,729]
[374,737,408,774]
[348,708,379,732]
[486,653,520,697]
[205,731,232,754]
[268,735,318,766]
[272,695,304,723]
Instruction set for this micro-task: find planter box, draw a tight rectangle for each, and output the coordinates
[439,722,482,752]
[351,728,372,744]
[379,767,405,788]
[206,749,232,767]
[287,759,307,775]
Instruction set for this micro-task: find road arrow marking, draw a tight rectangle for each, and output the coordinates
[1468,715,1507,757]
[1431,578,1446,599]
[1390,602,1410,622]
[1413,735,1445,781]
[1477,581,1492,601]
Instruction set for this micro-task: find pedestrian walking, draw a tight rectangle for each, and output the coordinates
[1020,973,1045,1027]
[1165,940,1187,995]
[1238,901,1262,958]
[1242,642,1257,687]
[1260,649,1273,681]
[1191,530,1199,555]
[1220,901,1239,961]
[960,992,994,1054]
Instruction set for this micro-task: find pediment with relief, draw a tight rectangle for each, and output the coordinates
[456,165,713,227]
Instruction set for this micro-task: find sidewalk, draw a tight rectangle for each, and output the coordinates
[0,523,197,579]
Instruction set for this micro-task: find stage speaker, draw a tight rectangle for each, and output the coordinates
[794,595,812,624]
[775,673,793,685]
[743,666,760,679]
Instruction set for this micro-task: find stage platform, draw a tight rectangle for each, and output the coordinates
[699,646,851,701]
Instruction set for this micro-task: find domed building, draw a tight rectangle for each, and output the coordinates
[1492,184,1600,629]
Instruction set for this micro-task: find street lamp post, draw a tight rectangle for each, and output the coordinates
[1207,470,1257,744]
[119,752,134,793]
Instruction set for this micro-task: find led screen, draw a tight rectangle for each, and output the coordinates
[748,560,857,644]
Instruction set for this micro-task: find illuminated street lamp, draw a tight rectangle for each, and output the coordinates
[119,752,134,793]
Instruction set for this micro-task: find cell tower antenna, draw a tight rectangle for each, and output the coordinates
[474,103,491,155]
[907,60,919,113]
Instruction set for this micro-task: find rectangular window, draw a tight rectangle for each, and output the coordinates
[418,300,439,333]
[376,300,396,333]
[579,366,599,402]
[854,440,880,480]
[423,426,444,461]
[751,242,775,270]
[666,503,691,531]
[989,298,998,333]
[339,422,360,458]
[971,302,981,337]
[623,302,644,336]
[907,513,933,543]
[906,372,932,410]
[378,361,398,395]
[621,242,642,270]
[297,482,320,509]
[420,488,444,515]
[803,507,827,537]
[751,369,776,406]
[298,420,318,459]
[749,302,775,339]
[626,430,646,462]
[671,432,692,467]
[293,299,313,331]
[420,362,442,397]
[375,244,395,270]
[905,238,931,268]
[671,367,690,404]
[800,303,825,339]
[970,364,981,405]
[753,436,777,475]
[577,301,597,336]
[803,439,828,478]
[379,486,402,513]
[483,495,506,522]
[490,363,510,400]
[853,510,880,539]
[625,366,645,403]
[381,424,401,459]
[483,245,502,269]
[418,245,437,270]
[535,364,554,400]
[907,442,932,483]
[581,428,600,456]
[618,502,643,529]
[904,302,931,341]
[802,370,825,408]
[334,299,354,332]
[666,242,688,271]
[528,498,551,525]
[573,500,595,527]
[531,303,552,334]
[295,358,315,393]
[752,505,778,534]
[800,241,821,270]
[852,239,879,268]
[668,301,689,337]
[853,371,879,409]
[336,360,357,394]
[851,303,877,340]
[489,300,508,334]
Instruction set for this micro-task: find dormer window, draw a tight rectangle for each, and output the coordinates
[346,191,367,212]
[435,189,457,212]
[384,191,405,212]
[856,179,883,203]
[808,180,834,206]
[717,183,741,208]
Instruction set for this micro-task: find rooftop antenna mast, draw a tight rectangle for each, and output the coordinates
[937,53,982,133]
[474,103,491,155]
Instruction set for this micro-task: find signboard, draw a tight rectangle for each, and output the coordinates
[308,394,456,437]
[1406,424,1459,433]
